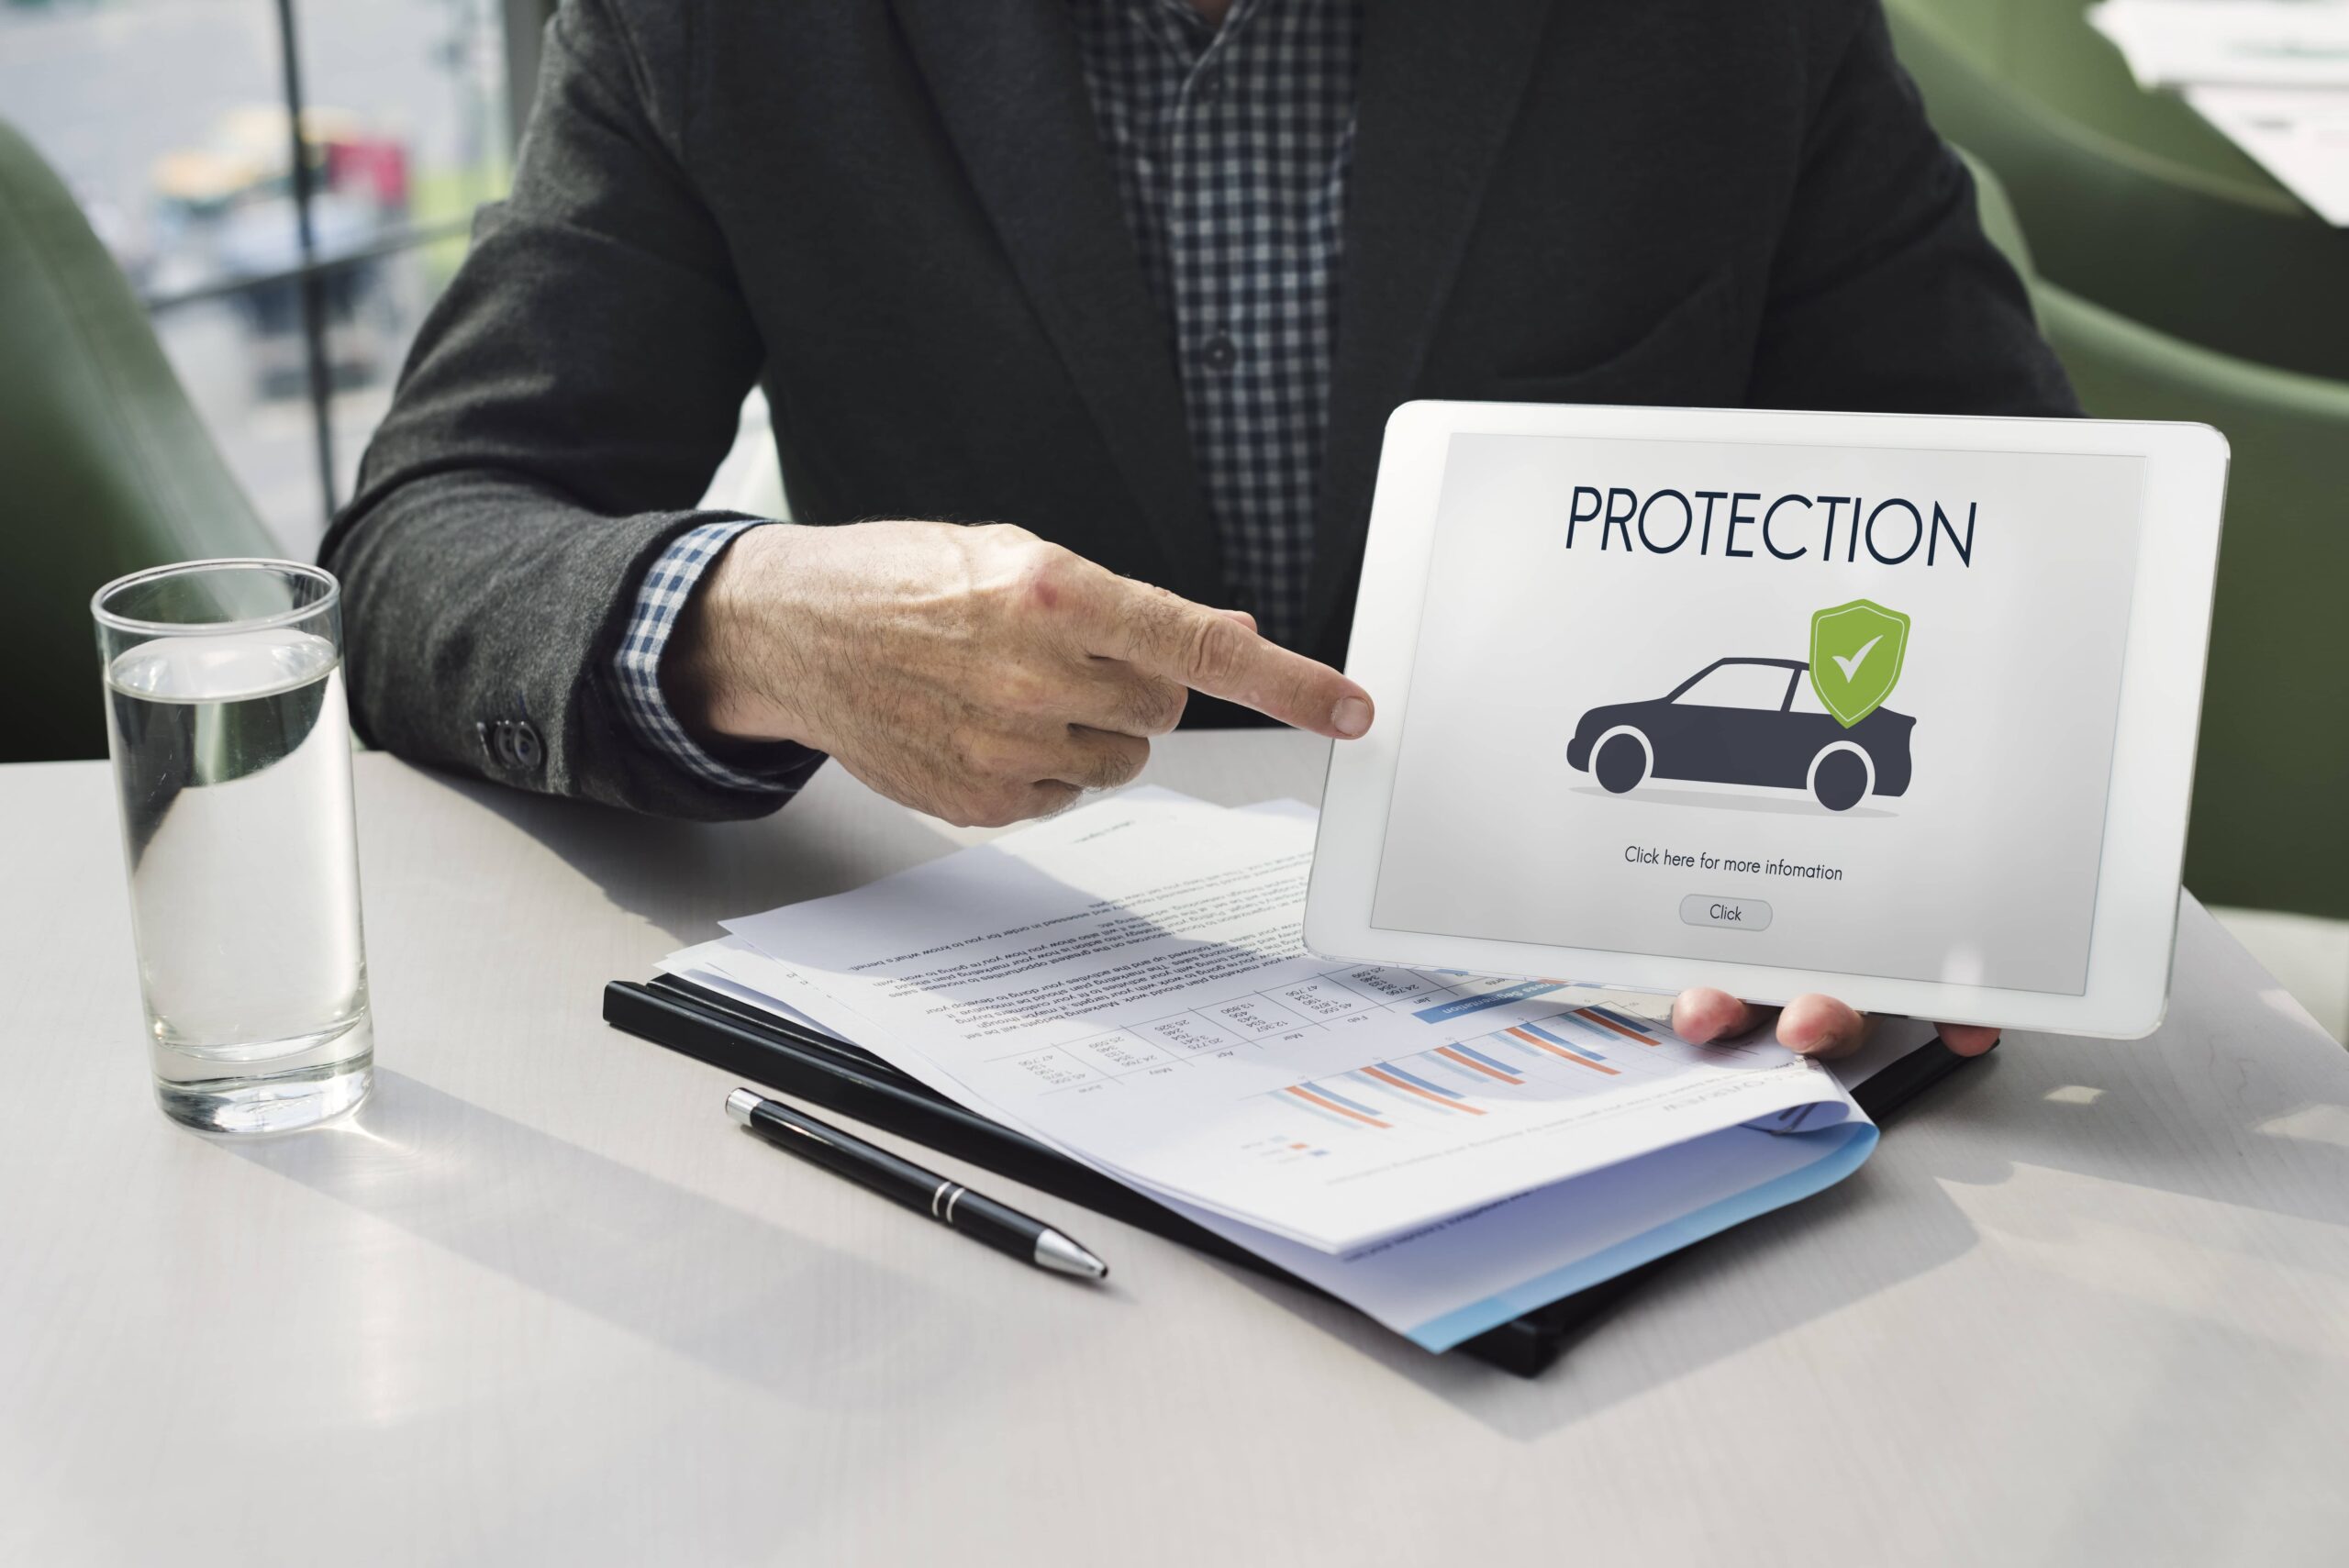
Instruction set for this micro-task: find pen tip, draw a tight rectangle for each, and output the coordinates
[1035,1229,1109,1281]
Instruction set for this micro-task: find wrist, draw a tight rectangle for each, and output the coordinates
[662,522,819,748]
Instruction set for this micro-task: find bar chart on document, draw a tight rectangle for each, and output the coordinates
[1266,1004,1698,1134]
[949,962,1849,1251]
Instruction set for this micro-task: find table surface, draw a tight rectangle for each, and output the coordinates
[5,736,2346,1567]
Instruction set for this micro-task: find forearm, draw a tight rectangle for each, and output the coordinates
[317,0,804,819]
[325,466,801,820]
[614,519,829,795]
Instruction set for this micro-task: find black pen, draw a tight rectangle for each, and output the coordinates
[725,1088,1109,1280]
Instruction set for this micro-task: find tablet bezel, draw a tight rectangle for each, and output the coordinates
[1304,401,2229,1040]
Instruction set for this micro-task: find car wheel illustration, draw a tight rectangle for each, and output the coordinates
[1808,743,1874,812]
[1593,728,1652,795]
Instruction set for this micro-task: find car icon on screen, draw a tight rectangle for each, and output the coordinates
[1564,657,1913,811]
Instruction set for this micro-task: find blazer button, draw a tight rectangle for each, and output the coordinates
[507,720,544,770]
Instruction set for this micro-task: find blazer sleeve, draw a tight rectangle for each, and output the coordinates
[320,0,793,819]
[1746,1,2080,418]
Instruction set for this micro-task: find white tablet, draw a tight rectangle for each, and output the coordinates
[1306,402,2229,1039]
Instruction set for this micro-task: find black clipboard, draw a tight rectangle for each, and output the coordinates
[603,974,1977,1376]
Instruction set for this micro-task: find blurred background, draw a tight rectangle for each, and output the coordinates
[3,0,2341,1038]
[3,0,531,554]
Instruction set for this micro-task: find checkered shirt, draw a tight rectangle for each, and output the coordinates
[609,518,785,792]
[613,0,1361,789]
[1070,0,1359,646]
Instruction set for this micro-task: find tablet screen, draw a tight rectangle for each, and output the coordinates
[1370,432,2147,995]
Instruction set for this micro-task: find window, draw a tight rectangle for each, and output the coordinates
[1673,662,1797,710]
[4,0,547,555]
[1788,675,1833,717]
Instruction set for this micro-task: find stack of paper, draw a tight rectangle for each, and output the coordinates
[672,789,1903,1351]
[2091,0,2349,222]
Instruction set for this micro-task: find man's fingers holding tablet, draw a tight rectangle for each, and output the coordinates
[1776,994,1870,1059]
[1675,988,2003,1060]
[1935,1022,2003,1057]
[1670,987,1760,1046]
[1672,988,1871,1058]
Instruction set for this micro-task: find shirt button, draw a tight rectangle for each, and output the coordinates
[1200,333,1238,373]
[1195,69,1224,100]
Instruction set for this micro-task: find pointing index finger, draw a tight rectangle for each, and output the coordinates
[1097,582,1373,739]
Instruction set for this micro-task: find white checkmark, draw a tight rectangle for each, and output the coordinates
[1830,634,1884,683]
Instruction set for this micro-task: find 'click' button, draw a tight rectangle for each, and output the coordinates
[1680,894,1773,931]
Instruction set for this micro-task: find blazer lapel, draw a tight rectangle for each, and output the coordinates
[1305,0,1554,650]
[889,0,1219,592]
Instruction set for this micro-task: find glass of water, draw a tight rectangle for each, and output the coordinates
[93,560,372,1134]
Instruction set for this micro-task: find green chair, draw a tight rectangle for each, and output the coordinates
[1961,150,2349,920]
[1997,0,2284,197]
[0,117,280,765]
[1889,1,2349,384]
[2041,290,2349,919]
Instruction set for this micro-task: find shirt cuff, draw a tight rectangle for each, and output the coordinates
[611,519,811,795]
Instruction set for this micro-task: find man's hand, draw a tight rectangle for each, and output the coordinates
[663,520,1374,827]
[1671,988,2002,1060]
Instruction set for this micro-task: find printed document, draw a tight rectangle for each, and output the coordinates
[716,790,1861,1254]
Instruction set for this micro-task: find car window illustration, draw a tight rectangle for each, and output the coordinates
[1565,604,1915,812]
[1666,661,1800,712]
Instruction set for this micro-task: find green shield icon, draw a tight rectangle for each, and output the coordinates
[1809,599,1910,728]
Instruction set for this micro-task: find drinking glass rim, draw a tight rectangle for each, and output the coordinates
[92,559,340,638]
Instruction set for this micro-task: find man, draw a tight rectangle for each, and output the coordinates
[327,0,2056,1060]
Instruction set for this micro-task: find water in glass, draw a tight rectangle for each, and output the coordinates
[105,624,372,1131]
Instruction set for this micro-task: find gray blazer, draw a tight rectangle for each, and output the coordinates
[322,0,2075,819]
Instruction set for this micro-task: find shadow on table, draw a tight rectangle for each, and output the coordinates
[224,1069,1003,1412]
[1899,906,2349,1235]
[396,762,963,948]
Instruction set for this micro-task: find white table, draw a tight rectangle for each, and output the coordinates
[5,737,2346,1566]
